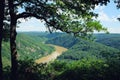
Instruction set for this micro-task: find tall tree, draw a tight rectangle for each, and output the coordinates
[7,0,110,80]
[8,0,18,80]
[0,0,5,80]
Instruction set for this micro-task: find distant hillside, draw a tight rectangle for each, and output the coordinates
[58,39,120,61]
[2,41,11,67]
[45,33,120,61]
[2,33,55,67]
[46,34,79,48]
[16,33,54,60]
[95,34,120,50]
[45,32,64,39]
[2,32,120,66]
[46,33,120,50]
[21,32,64,41]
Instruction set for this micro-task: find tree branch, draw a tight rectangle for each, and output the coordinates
[17,12,78,34]
[17,12,42,19]
[13,0,26,7]
[17,12,55,26]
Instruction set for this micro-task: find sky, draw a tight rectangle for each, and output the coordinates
[17,0,120,33]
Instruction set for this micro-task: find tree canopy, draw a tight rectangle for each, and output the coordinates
[3,0,112,36]
[8,0,110,35]
[1,0,111,80]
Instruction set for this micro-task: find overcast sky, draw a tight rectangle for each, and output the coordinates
[17,0,120,33]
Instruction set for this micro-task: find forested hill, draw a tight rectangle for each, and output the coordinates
[2,32,120,80]
[95,34,120,50]
[46,33,120,50]
[16,33,54,60]
[2,32,120,65]
[58,39,120,61]
[2,33,55,67]
[46,33,120,61]
[46,34,79,48]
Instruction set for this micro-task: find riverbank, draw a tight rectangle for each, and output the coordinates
[35,45,67,64]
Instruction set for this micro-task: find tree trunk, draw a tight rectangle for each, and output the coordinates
[8,0,18,80]
[0,0,5,80]
[0,32,3,80]
[10,19,18,80]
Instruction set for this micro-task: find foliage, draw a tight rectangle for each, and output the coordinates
[46,33,120,61]
[7,0,109,36]
[45,32,64,39]
[46,33,120,50]
[2,33,55,67]
[2,33,120,80]
[46,34,79,48]
[114,0,120,20]
[58,39,120,61]
[16,33,55,60]
[2,32,120,80]
[96,34,120,50]
[1,0,118,80]
[3,58,120,80]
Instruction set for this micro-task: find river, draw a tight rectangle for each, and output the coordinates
[35,44,67,64]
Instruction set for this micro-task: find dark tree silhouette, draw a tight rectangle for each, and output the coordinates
[8,0,18,80]
[0,0,5,80]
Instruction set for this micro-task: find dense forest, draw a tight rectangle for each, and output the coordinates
[2,32,120,80]
[46,33,120,61]
[1,0,120,80]
[96,34,120,50]
[2,33,55,67]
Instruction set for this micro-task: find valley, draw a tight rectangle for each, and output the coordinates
[35,44,67,63]
[2,32,120,65]
[2,32,120,80]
